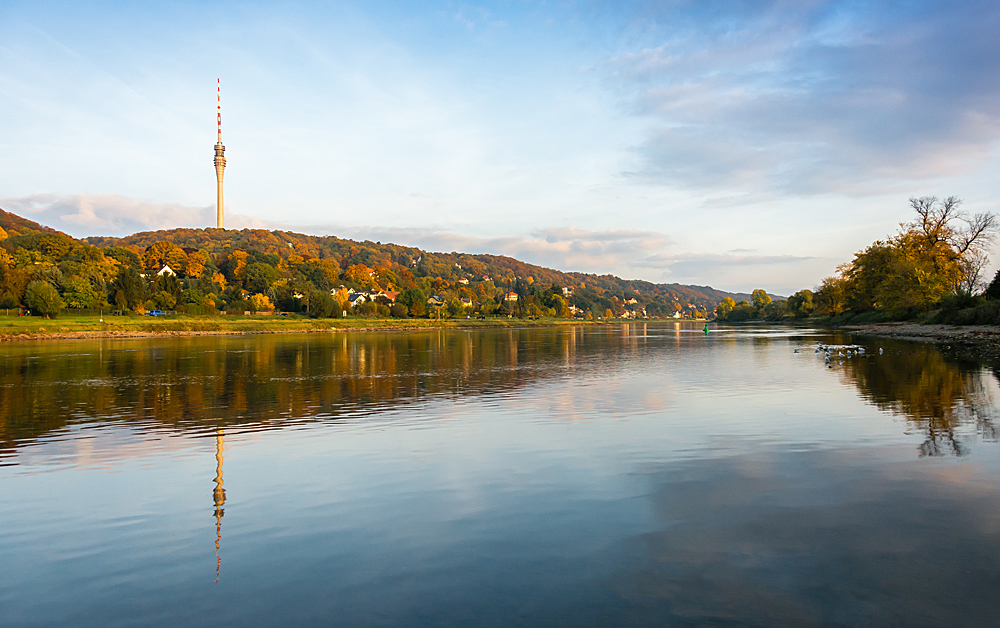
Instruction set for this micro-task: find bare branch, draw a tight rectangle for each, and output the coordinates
[953,212,999,255]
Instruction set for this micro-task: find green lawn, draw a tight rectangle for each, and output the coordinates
[0,312,588,339]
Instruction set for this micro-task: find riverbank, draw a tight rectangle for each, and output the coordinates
[0,314,592,342]
[845,322,1000,350]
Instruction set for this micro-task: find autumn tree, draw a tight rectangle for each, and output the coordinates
[248,293,274,313]
[143,240,188,275]
[750,289,771,313]
[715,297,735,320]
[786,290,814,319]
[815,275,847,316]
[225,250,249,284]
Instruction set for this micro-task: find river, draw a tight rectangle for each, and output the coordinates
[1,323,998,626]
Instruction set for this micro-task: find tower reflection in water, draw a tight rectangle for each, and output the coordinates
[213,427,225,582]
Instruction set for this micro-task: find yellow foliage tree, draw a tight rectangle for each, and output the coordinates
[332,287,350,314]
[144,240,188,275]
[344,264,377,290]
[227,250,249,283]
[186,251,208,278]
[248,293,273,313]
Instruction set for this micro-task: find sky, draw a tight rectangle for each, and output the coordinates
[1,0,999,295]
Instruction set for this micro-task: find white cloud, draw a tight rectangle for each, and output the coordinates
[607,1,1000,196]
[0,194,267,237]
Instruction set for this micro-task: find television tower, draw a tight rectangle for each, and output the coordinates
[214,79,226,229]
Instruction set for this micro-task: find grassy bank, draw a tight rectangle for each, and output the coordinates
[0,312,594,341]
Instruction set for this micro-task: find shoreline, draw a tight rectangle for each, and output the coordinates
[844,322,1000,348]
[0,317,602,342]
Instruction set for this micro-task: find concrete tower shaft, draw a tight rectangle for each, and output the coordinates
[215,143,225,229]
[215,79,226,229]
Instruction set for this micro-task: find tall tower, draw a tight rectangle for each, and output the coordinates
[214,79,226,229]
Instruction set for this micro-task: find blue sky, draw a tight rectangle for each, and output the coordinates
[2,0,999,294]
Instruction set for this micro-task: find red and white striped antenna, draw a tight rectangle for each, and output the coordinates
[217,79,222,143]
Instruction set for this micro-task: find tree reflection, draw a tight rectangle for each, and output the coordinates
[0,326,643,459]
[838,344,999,456]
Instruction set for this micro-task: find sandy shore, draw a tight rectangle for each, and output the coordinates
[845,322,1000,346]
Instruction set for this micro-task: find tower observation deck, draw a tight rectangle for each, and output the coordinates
[214,79,226,229]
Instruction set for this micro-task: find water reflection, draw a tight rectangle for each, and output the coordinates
[833,343,1000,456]
[213,427,225,583]
[0,328,621,460]
[3,326,1000,463]
[620,447,1000,626]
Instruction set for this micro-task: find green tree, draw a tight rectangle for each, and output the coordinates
[245,262,279,294]
[308,290,336,318]
[398,288,427,317]
[786,290,815,319]
[727,302,756,321]
[447,298,465,317]
[63,276,100,309]
[762,299,786,320]
[24,281,64,318]
[149,291,177,310]
[111,266,146,311]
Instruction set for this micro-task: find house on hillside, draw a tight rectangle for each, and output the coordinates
[458,278,469,285]
[460,297,473,306]
[427,294,445,307]
[157,265,176,277]
[348,294,367,307]
[503,292,518,302]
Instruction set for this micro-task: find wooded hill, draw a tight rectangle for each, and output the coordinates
[0,208,749,318]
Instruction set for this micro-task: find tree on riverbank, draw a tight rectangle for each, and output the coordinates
[813,197,997,317]
[24,281,64,318]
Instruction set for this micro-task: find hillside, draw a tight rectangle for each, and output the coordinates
[0,208,751,317]
[84,226,751,312]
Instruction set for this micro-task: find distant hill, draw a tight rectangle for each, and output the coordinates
[0,209,67,237]
[84,226,755,311]
[0,207,760,316]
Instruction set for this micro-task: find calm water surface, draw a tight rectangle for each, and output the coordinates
[2,323,999,627]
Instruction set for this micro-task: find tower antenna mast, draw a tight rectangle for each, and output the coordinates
[214,79,226,229]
